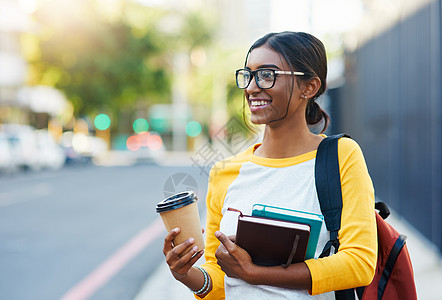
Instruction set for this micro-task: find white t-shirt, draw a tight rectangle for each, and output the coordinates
[219,158,334,299]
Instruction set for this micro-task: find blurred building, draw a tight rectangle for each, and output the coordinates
[0,0,70,130]
[0,0,29,123]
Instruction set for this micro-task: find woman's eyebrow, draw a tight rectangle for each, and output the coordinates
[245,64,282,70]
[258,64,281,69]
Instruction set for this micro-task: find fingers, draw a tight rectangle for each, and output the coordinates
[165,237,195,264]
[170,237,196,259]
[169,244,204,280]
[215,242,228,260]
[163,227,206,281]
[215,231,236,252]
[163,228,198,258]
[228,235,236,243]
[163,227,180,256]
[186,248,205,268]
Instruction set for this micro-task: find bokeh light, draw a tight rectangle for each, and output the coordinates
[94,114,111,130]
[133,118,149,133]
[185,121,201,137]
[126,135,141,151]
[126,132,163,151]
[72,133,89,153]
[147,134,162,150]
[137,131,151,147]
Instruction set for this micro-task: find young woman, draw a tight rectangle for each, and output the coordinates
[163,31,377,299]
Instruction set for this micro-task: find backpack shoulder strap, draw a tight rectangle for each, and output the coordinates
[315,133,351,257]
[315,133,355,300]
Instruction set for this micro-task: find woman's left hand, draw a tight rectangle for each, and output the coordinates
[215,231,254,280]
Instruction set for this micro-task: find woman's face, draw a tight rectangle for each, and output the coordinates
[245,46,305,125]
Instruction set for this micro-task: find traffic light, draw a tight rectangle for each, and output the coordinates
[133,118,149,133]
[94,113,111,149]
[185,121,202,137]
[94,114,111,131]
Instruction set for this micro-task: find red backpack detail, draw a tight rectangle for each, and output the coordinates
[358,210,417,300]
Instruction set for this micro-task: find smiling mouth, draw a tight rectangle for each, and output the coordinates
[250,100,272,109]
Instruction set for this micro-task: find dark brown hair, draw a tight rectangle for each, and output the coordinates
[244,31,329,133]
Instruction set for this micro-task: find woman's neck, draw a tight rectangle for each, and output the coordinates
[254,121,323,159]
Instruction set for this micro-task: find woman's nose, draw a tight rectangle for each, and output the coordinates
[246,76,261,94]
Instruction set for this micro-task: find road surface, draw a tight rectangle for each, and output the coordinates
[0,163,208,300]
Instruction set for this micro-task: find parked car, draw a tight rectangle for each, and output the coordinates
[0,132,18,174]
[0,124,66,171]
[1,124,40,171]
[34,130,66,170]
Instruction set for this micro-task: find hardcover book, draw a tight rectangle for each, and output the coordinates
[252,204,324,259]
[228,208,310,267]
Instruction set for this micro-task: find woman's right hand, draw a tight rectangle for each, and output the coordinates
[163,227,204,282]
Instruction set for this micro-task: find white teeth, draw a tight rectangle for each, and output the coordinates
[251,100,270,106]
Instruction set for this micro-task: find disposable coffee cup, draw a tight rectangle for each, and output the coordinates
[156,191,204,254]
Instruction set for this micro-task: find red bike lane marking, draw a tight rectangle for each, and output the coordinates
[61,217,165,300]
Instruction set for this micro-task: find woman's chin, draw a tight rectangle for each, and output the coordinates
[249,116,266,125]
[250,117,269,126]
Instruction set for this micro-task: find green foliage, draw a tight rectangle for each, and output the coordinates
[179,10,216,50]
[26,0,253,143]
[28,0,173,123]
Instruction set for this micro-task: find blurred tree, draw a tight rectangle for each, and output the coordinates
[178,10,216,51]
[25,0,171,126]
[23,0,254,148]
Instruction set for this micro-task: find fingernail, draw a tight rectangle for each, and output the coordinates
[215,231,221,238]
[192,246,198,252]
[189,238,195,243]
[173,227,180,233]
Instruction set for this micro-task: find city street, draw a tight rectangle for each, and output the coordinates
[1,0,441,299]
[0,163,208,300]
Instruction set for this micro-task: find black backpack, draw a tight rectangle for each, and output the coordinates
[315,134,417,300]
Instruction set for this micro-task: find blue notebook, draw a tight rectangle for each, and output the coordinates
[252,204,324,260]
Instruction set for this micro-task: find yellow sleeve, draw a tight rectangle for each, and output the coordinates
[305,138,377,295]
[195,154,246,300]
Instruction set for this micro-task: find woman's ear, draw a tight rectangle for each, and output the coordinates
[303,77,321,99]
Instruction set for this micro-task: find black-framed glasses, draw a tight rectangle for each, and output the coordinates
[235,68,305,89]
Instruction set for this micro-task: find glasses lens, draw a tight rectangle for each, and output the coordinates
[236,70,251,89]
[256,69,275,89]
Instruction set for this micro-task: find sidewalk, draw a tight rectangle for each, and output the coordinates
[134,259,202,300]
[135,212,442,300]
[134,209,206,300]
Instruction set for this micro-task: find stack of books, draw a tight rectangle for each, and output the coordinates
[230,204,324,267]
